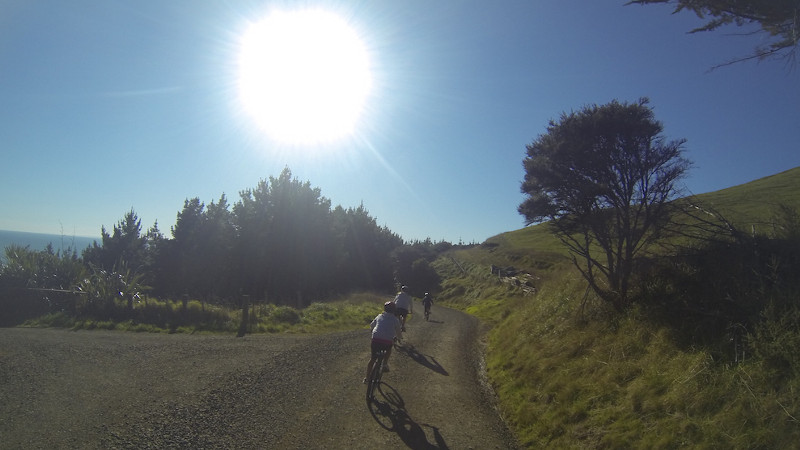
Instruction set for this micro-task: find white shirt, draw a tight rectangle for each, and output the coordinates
[370,312,402,343]
[393,291,413,312]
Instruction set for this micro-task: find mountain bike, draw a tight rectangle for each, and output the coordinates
[366,349,387,401]
[424,307,431,321]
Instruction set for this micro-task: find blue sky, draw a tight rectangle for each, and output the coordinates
[2,1,798,244]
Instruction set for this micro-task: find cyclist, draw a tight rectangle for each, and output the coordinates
[364,301,403,383]
[393,285,413,332]
[422,292,433,320]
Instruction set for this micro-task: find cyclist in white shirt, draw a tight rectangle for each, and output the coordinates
[393,285,413,332]
[363,301,402,383]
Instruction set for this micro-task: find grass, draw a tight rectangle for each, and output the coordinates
[690,166,800,232]
[433,167,800,448]
[451,264,800,448]
[23,292,388,335]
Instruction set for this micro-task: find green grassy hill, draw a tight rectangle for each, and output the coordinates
[435,166,800,448]
[691,166,800,231]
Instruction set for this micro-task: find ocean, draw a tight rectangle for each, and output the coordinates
[0,230,98,262]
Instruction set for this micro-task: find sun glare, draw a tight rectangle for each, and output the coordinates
[237,9,372,146]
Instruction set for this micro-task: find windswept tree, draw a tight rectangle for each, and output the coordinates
[627,0,800,67]
[519,98,691,310]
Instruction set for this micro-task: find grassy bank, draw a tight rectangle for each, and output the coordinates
[23,292,388,335]
[436,247,800,447]
[433,168,800,448]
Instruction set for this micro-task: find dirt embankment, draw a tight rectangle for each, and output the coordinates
[0,305,518,449]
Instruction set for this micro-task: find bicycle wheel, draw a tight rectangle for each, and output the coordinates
[366,350,385,401]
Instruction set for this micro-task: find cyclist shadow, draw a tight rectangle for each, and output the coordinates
[367,382,450,450]
[395,343,449,376]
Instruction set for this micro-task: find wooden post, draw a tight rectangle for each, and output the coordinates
[237,294,250,337]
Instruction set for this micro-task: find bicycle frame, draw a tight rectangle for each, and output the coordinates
[366,349,386,401]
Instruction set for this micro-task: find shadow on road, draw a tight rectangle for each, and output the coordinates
[367,382,449,450]
[395,343,449,376]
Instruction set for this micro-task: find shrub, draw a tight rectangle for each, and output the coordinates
[750,301,800,382]
[269,305,302,325]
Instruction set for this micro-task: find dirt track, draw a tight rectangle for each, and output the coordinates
[0,304,518,449]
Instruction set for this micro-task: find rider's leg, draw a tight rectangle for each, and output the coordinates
[384,345,393,370]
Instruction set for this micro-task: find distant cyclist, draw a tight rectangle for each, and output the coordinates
[364,301,403,383]
[393,285,413,332]
[422,292,433,320]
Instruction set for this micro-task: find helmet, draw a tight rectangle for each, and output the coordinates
[384,301,396,312]
[401,285,408,292]
[424,292,429,296]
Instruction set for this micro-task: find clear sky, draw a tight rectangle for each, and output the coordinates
[2,1,798,244]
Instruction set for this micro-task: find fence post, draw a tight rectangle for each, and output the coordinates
[237,294,250,337]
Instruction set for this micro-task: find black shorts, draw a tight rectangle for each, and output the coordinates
[396,307,409,318]
[371,340,393,359]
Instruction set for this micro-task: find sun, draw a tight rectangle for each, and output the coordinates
[237,9,372,146]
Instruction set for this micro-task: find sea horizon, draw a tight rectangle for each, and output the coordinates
[0,229,99,261]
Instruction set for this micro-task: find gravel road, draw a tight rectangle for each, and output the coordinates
[0,304,518,449]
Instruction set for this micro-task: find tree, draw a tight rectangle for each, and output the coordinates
[201,195,236,299]
[140,220,165,294]
[265,168,335,304]
[519,98,691,310]
[627,0,800,67]
[83,209,148,272]
[167,198,206,298]
[233,168,336,305]
[391,239,446,296]
[408,258,441,296]
[331,204,403,292]
[156,195,235,301]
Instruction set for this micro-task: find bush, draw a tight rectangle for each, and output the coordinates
[750,302,800,382]
[269,305,302,325]
[0,245,87,324]
[638,224,800,361]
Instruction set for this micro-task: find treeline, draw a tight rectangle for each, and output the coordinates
[0,168,460,325]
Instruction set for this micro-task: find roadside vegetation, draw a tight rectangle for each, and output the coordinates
[0,168,455,331]
[435,167,800,448]
[22,292,384,335]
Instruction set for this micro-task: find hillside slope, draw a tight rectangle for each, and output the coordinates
[483,166,800,259]
[691,166,800,229]
[437,166,800,448]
